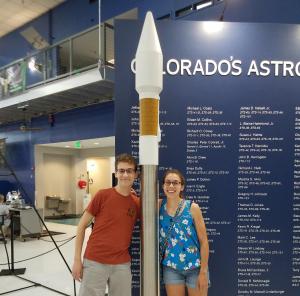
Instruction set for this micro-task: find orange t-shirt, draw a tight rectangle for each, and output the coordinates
[84,187,140,264]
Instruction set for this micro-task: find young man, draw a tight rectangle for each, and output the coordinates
[72,153,140,296]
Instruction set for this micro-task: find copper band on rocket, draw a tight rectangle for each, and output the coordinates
[140,98,159,136]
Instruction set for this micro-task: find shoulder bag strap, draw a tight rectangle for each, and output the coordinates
[159,199,184,262]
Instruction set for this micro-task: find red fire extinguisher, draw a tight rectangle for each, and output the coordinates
[78,180,87,189]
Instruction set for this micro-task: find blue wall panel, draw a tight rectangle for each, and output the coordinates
[0,126,35,202]
[102,0,139,21]
[31,101,115,145]
[115,20,300,295]
[0,13,50,67]
[138,0,173,19]
[51,0,99,42]
[224,0,300,23]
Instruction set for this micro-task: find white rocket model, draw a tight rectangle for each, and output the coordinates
[135,11,163,296]
[136,11,163,165]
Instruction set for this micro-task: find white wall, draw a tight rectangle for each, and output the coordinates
[35,145,115,216]
[74,157,88,215]
[43,154,72,198]
[87,157,113,197]
[35,146,79,216]
[42,153,75,216]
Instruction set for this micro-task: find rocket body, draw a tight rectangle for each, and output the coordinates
[136,11,163,165]
[135,11,163,296]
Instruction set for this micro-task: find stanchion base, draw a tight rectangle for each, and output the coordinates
[0,268,26,276]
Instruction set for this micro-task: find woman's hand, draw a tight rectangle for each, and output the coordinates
[197,270,208,295]
[130,188,137,196]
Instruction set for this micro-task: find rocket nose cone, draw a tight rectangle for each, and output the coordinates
[136,11,162,55]
[135,11,163,97]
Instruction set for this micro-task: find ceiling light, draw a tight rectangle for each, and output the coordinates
[202,22,224,34]
[17,104,29,110]
[196,1,213,10]
[28,58,36,71]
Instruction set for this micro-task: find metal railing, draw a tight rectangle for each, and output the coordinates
[0,23,114,100]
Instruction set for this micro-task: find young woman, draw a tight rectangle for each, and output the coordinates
[159,169,209,296]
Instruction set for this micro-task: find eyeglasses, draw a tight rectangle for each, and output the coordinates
[164,180,181,186]
[116,168,136,175]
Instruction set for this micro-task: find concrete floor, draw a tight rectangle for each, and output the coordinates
[0,222,90,296]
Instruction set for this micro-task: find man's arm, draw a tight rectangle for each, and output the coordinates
[72,211,94,281]
[191,202,209,291]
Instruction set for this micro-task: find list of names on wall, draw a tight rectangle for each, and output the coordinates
[292,106,300,288]
[185,105,232,253]
[127,103,294,294]
[237,106,285,295]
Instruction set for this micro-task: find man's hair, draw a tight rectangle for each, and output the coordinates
[0,194,5,203]
[115,153,137,171]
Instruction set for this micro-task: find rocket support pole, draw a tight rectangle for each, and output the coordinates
[135,11,163,296]
[140,165,158,296]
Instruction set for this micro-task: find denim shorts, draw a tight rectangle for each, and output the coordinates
[163,266,202,289]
